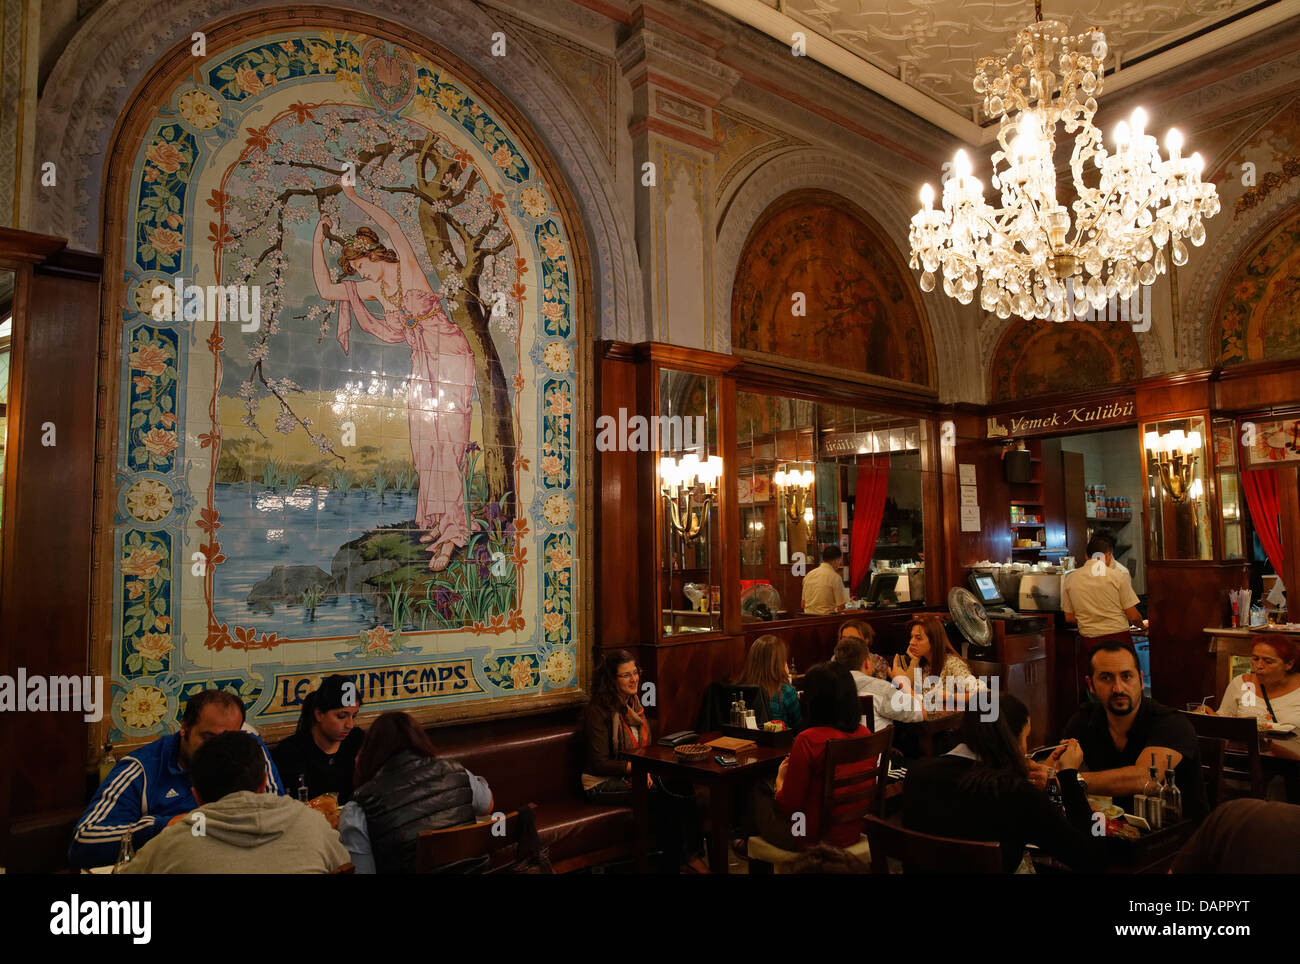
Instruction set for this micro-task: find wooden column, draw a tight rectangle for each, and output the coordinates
[0,234,103,866]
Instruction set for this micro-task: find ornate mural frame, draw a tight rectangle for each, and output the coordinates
[1207,202,1300,369]
[88,7,595,754]
[728,187,939,397]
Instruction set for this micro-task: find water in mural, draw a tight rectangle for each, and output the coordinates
[112,29,581,740]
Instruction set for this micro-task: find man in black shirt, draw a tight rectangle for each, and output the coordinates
[1062,640,1208,822]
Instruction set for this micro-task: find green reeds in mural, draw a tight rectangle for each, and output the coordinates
[280,466,304,494]
[260,457,283,491]
[368,466,389,504]
[328,467,353,494]
[384,580,413,636]
[392,464,418,494]
[300,583,326,620]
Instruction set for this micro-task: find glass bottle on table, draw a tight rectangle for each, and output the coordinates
[1160,753,1182,822]
[1143,756,1164,829]
[111,830,135,873]
[296,774,310,803]
[1044,765,1065,815]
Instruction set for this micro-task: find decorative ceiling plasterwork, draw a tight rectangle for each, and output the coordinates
[704,0,1299,140]
[714,148,976,403]
[30,0,647,343]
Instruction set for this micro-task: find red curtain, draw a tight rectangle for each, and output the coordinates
[1242,468,1284,575]
[851,463,890,595]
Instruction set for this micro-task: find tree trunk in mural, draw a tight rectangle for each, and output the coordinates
[414,136,516,519]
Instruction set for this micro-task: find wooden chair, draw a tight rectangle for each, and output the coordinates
[746,728,894,873]
[862,814,1003,874]
[1180,711,1266,800]
[330,862,356,875]
[1197,735,1226,811]
[915,711,964,757]
[415,804,535,874]
[967,659,1007,684]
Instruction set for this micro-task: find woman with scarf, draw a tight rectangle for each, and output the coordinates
[582,650,707,873]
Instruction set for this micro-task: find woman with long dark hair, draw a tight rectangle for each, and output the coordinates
[903,693,1105,873]
[743,661,871,853]
[737,634,801,728]
[271,674,364,807]
[337,711,494,873]
[582,650,707,873]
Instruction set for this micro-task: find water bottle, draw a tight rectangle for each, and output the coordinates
[1160,753,1182,822]
[97,741,117,784]
[1143,760,1164,829]
[111,830,135,873]
[1045,766,1065,816]
[297,774,309,803]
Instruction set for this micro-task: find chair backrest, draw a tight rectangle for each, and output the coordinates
[862,814,1003,874]
[916,711,964,757]
[415,804,534,873]
[967,659,1007,683]
[820,729,894,838]
[1196,735,1226,811]
[858,694,874,729]
[1179,711,1265,798]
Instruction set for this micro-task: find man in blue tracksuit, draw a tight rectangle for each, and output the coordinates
[69,689,284,867]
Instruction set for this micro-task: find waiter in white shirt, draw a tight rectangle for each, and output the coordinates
[802,545,849,615]
[1062,532,1148,684]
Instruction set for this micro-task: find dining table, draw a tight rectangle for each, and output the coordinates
[621,734,788,874]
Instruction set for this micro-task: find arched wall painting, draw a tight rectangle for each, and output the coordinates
[106,27,584,742]
[731,200,934,388]
[988,319,1142,402]
[1214,208,1300,365]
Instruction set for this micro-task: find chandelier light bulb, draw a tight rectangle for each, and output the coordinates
[920,183,934,208]
[1190,151,1205,174]
[908,18,1219,321]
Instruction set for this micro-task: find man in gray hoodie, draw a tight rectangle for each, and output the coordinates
[123,730,350,874]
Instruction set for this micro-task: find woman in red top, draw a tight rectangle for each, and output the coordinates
[745,661,872,851]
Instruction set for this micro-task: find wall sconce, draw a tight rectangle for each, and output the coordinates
[659,453,722,544]
[1145,429,1202,503]
[773,464,814,524]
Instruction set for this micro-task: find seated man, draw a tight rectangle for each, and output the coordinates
[1062,639,1208,822]
[69,690,283,867]
[123,730,349,873]
[831,628,924,730]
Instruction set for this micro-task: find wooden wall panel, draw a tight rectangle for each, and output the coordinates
[1213,360,1300,413]
[595,350,641,651]
[1144,562,1245,708]
[0,254,103,861]
[1062,450,1087,560]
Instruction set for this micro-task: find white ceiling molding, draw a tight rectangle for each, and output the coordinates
[703,0,1300,147]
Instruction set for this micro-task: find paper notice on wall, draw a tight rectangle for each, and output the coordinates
[960,505,981,532]
[960,485,978,506]
[959,463,977,486]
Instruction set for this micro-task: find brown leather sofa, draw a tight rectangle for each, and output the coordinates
[428,708,633,873]
[8,706,632,874]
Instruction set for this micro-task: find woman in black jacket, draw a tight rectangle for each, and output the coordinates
[582,649,707,873]
[902,693,1106,873]
[271,674,364,806]
[338,711,494,873]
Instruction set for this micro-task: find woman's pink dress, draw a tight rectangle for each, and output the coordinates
[336,281,475,548]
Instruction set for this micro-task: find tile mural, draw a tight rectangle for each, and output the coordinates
[110,29,582,740]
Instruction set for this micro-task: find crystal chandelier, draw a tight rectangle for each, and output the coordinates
[908,1,1220,321]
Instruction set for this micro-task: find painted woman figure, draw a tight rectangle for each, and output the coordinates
[312,184,474,572]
